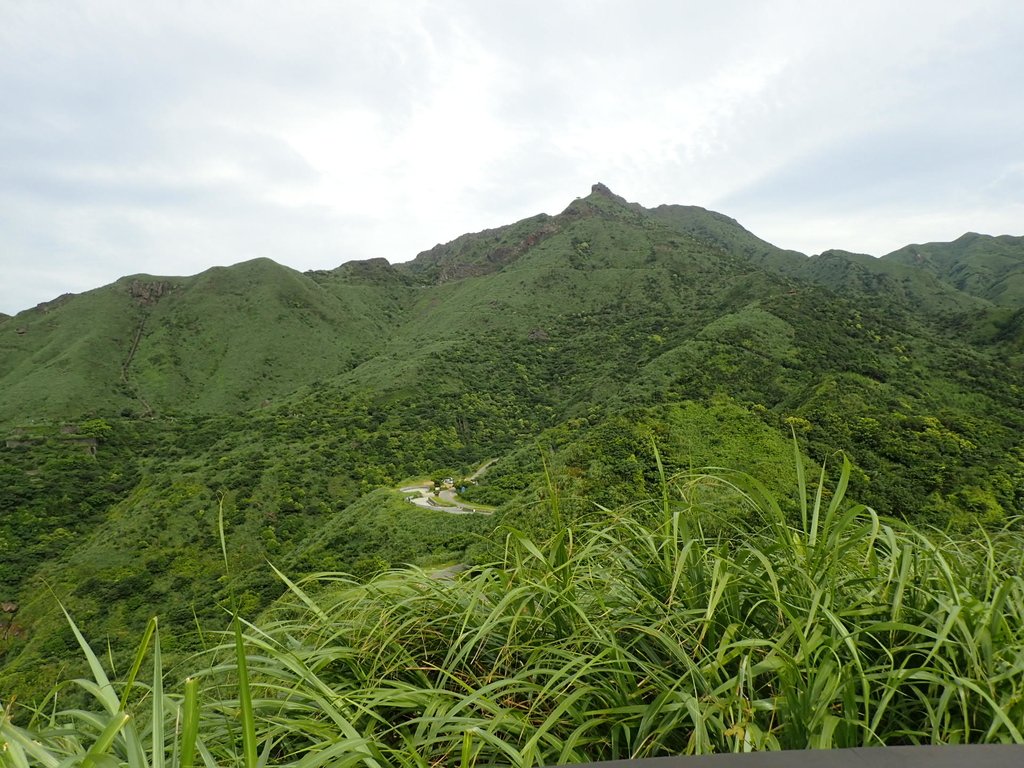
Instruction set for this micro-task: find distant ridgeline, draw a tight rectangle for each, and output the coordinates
[1,183,1022,703]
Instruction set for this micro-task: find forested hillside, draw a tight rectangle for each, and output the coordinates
[1,183,1022,704]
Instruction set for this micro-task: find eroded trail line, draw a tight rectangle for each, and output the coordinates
[121,315,146,382]
[121,313,154,416]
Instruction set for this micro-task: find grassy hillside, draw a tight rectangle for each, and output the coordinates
[0,286,147,421]
[884,232,1024,306]
[0,258,412,423]
[1,184,1022,710]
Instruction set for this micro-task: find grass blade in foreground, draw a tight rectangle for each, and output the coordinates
[180,676,200,768]
[13,452,1024,766]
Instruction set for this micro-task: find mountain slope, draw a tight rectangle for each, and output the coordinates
[791,248,991,317]
[884,232,1024,306]
[647,204,1013,325]
[0,258,411,423]
[2,184,1023,705]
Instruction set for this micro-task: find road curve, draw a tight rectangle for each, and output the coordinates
[400,461,495,515]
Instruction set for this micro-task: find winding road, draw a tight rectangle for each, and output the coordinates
[400,460,496,515]
[400,485,492,515]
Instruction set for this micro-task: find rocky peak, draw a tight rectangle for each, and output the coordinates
[561,182,640,220]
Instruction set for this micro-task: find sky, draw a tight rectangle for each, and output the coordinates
[2,0,1023,315]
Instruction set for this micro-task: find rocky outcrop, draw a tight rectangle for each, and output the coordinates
[527,327,550,341]
[561,182,641,221]
[437,222,561,282]
[127,280,171,305]
[407,217,561,284]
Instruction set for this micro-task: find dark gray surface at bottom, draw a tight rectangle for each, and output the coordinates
[565,744,1024,768]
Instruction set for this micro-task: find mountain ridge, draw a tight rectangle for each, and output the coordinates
[2,185,1023,704]
[3,185,1021,427]
[4,184,1020,317]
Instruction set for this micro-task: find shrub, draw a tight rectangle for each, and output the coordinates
[4,452,1023,766]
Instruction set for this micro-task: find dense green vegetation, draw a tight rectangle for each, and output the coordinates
[3,457,1023,766]
[1,183,1022,750]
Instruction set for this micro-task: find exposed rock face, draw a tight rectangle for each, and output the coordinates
[527,327,549,341]
[561,183,638,220]
[446,222,561,280]
[420,220,562,284]
[128,280,171,305]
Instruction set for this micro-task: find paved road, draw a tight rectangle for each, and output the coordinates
[467,459,496,481]
[400,485,489,515]
[400,460,495,515]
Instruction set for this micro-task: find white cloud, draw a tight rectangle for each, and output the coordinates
[1,0,1022,313]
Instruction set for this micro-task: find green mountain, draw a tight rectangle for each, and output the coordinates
[0,258,411,423]
[2,184,1022,703]
[884,232,1024,306]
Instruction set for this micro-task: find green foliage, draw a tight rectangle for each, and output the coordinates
[6,457,1024,765]
[885,232,1024,306]
[0,258,410,423]
[0,421,140,599]
[285,489,494,575]
[2,184,1023,712]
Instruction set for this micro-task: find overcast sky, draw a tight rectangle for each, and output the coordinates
[2,0,1022,315]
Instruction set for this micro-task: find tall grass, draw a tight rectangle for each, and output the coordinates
[3,453,1023,766]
